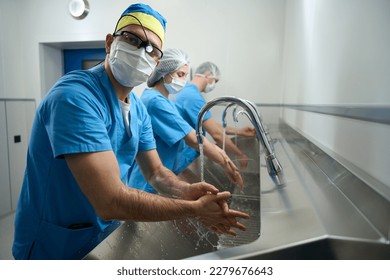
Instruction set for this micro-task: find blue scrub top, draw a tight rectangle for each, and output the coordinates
[128,89,196,193]
[12,64,156,260]
[174,83,212,129]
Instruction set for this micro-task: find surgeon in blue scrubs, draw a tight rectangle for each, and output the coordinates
[175,62,255,169]
[12,4,249,260]
[128,49,243,194]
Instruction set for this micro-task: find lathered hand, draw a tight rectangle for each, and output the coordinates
[180,181,219,200]
[195,191,249,236]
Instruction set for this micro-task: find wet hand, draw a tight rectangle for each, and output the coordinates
[237,153,250,169]
[218,199,248,231]
[223,157,244,190]
[181,181,219,200]
[195,192,250,235]
[215,145,244,190]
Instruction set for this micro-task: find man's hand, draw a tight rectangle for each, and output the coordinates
[235,126,256,137]
[236,152,250,169]
[194,191,250,236]
[215,145,244,190]
[180,181,219,200]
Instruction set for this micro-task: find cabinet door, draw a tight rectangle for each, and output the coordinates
[0,101,11,216]
[5,100,36,210]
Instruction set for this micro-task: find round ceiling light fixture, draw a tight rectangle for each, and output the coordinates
[68,0,90,20]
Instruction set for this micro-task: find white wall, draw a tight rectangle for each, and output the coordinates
[282,0,390,105]
[0,0,24,100]
[0,0,285,105]
[1,0,389,193]
[281,0,390,192]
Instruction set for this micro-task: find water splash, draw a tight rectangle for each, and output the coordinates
[187,219,216,250]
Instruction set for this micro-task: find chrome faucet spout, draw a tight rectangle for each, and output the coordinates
[245,100,275,152]
[196,96,284,186]
[222,102,237,128]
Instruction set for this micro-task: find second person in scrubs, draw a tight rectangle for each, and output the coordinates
[128,48,243,194]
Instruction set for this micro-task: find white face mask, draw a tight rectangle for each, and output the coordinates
[195,73,217,93]
[204,80,216,93]
[109,40,157,87]
[164,75,186,94]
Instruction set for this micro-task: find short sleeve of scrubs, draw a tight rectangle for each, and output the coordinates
[148,95,193,147]
[175,84,212,129]
[44,77,112,158]
[187,91,212,127]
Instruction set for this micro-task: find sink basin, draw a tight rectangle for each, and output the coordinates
[84,129,390,260]
[246,237,390,260]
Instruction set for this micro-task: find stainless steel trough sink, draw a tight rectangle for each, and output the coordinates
[84,137,264,260]
[246,237,390,260]
[84,125,390,260]
[84,194,261,260]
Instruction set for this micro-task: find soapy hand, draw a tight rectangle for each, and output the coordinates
[180,181,219,200]
[195,191,249,236]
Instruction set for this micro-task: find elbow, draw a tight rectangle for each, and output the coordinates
[94,202,117,221]
[92,191,123,221]
[211,133,224,146]
[97,212,113,222]
[184,137,199,149]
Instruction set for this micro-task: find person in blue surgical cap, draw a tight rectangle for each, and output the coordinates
[12,3,249,260]
[174,62,256,169]
[128,48,243,194]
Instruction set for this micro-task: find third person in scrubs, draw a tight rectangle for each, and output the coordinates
[174,62,255,169]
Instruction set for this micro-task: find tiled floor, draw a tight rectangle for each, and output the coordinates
[0,212,15,260]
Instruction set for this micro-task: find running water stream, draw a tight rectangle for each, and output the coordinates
[199,140,205,182]
[222,126,227,151]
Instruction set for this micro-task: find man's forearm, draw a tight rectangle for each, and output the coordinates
[225,126,237,135]
[109,185,196,221]
[147,165,190,198]
[224,136,246,158]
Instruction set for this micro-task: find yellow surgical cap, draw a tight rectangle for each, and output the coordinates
[115,4,167,46]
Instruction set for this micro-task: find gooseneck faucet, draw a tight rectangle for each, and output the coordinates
[196,96,284,186]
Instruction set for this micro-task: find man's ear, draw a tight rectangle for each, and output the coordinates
[105,34,114,54]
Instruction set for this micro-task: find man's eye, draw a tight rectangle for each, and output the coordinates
[124,35,139,45]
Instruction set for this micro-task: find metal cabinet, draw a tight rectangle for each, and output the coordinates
[0,99,35,217]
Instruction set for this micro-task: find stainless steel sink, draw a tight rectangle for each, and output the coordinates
[246,237,390,260]
[84,122,390,260]
[84,194,261,260]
